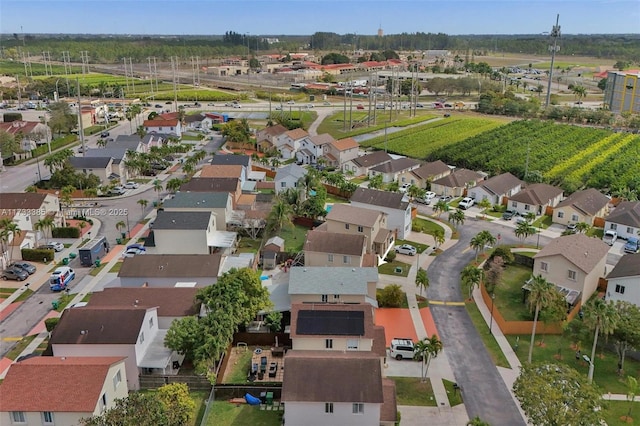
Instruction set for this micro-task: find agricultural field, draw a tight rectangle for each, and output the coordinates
[0,60,81,76]
[359,116,507,158]
[316,110,438,139]
[428,120,640,193]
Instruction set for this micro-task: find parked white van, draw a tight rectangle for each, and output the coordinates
[390,338,416,360]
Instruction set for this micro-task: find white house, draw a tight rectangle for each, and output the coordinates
[468,172,523,205]
[295,134,334,165]
[369,157,421,183]
[604,201,640,240]
[143,118,182,137]
[0,357,128,426]
[350,187,412,240]
[274,164,307,194]
[326,137,359,168]
[605,254,640,307]
[275,128,309,159]
[288,267,379,306]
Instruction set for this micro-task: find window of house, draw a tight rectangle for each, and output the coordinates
[357,226,363,233]
[139,332,144,344]
[42,411,54,424]
[334,294,340,300]
[100,393,107,411]
[540,262,548,272]
[328,254,334,262]
[325,339,333,349]
[352,403,364,414]
[149,317,154,328]
[627,227,634,234]
[347,339,358,350]
[113,370,122,390]
[343,255,350,264]
[611,223,617,230]
[280,182,286,187]
[557,211,564,218]
[10,412,26,423]
[615,284,626,294]
[571,214,579,222]
[325,403,334,413]
[524,204,530,211]
[345,223,350,230]
[401,177,406,183]
[321,294,328,302]
[568,270,577,280]
[511,201,517,208]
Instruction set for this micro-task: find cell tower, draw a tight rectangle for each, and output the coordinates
[545,14,561,108]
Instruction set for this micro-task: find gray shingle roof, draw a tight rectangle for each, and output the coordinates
[87,287,200,317]
[432,168,484,188]
[304,229,366,256]
[162,192,230,209]
[326,203,383,227]
[607,253,640,279]
[179,177,239,192]
[475,172,523,196]
[152,210,211,230]
[370,157,421,174]
[68,156,112,169]
[509,183,563,205]
[118,254,222,278]
[210,154,250,167]
[351,151,392,168]
[410,160,451,180]
[556,188,610,216]
[50,307,150,344]
[274,164,307,181]
[607,201,640,227]
[534,233,610,273]
[350,187,405,209]
[288,266,378,295]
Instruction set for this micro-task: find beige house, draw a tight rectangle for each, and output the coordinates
[321,203,394,263]
[431,168,485,197]
[400,160,451,189]
[342,151,392,176]
[0,357,128,426]
[276,128,309,159]
[468,172,523,205]
[256,124,288,152]
[326,137,359,168]
[369,157,421,183]
[304,229,374,267]
[553,188,610,226]
[533,233,610,306]
[507,183,564,216]
[68,156,117,186]
[288,266,379,306]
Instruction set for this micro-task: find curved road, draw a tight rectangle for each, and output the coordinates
[424,214,550,425]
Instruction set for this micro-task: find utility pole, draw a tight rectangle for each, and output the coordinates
[123,58,130,94]
[76,77,86,156]
[147,57,154,100]
[129,58,135,94]
[545,14,561,109]
[171,57,178,112]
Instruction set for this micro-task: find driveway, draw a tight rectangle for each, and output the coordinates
[425,218,550,425]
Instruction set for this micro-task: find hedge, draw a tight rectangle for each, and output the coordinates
[45,318,59,332]
[52,226,80,238]
[21,248,55,262]
[3,112,23,122]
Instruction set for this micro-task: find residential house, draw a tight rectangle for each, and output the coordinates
[431,168,485,197]
[85,140,141,184]
[350,187,412,240]
[289,267,378,306]
[256,124,288,152]
[183,113,205,130]
[261,236,285,270]
[468,172,523,205]
[274,164,307,194]
[140,133,165,153]
[326,137,359,168]
[196,164,245,184]
[605,253,640,306]
[0,192,61,233]
[507,183,564,216]
[87,287,200,329]
[50,306,181,390]
[275,128,309,159]
[149,210,236,254]
[304,229,374,268]
[400,160,451,189]
[0,120,50,159]
[162,192,233,231]
[143,118,182,137]
[179,177,242,206]
[295,134,335,165]
[553,188,611,227]
[202,113,229,128]
[604,201,640,240]
[369,157,421,183]
[321,203,394,262]
[0,357,128,426]
[118,254,222,287]
[533,233,611,306]
[342,151,392,177]
[68,156,117,186]
[209,154,252,171]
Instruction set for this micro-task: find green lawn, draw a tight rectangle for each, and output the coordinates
[395,239,429,254]
[505,333,640,394]
[390,377,438,406]
[492,264,535,321]
[223,349,255,384]
[236,237,262,254]
[0,288,34,302]
[5,335,37,360]
[108,262,123,273]
[532,215,553,229]
[443,379,464,406]
[465,301,511,368]
[602,400,640,426]
[89,263,108,276]
[316,110,438,139]
[275,224,309,252]
[205,401,282,426]
[378,260,411,277]
[412,217,446,235]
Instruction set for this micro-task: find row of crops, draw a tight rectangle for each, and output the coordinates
[425,120,640,193]
[359,117,505,159]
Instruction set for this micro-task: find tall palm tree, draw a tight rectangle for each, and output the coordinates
[115,221,127,238]
[35,216,55,245]
[469,235,485,261]
[165,178,184,194]
[153,179,164,202]
[0,220,21,263]
[413,335,443,382]
[461,265,483,300]
[448,209,465,228]
[433,200,450,219]
[266,198,293,234]
[415,267,429,297]
[583,297,620,383]
[429,228,445,250]
[137,199,149,218]
[515,221,536,244]
[526,275,557,363]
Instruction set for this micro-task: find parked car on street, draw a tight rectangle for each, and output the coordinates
[624,237,640,253]
[516,215,531,225]
[1,268,28,281]
[100,131,110,138]
[603,230,618,246]
[458,197,475,210]
[110,186,126,195]
[124,182,139,189]
[395,244,417,256]
[502,209,518,220]
[122,247,146,258]
[439,195,453,204]
[9,262,36,275]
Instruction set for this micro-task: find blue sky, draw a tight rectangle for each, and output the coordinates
[1,0,638,35]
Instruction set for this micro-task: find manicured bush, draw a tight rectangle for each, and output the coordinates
[45,318,59,332]
[21,248,54,262]
[385,250,397,262]
[52,226,80,238]
[3,112,22,122]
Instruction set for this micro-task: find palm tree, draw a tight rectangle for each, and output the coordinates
[477,198,491,218]
[166,178,183,194]
[35,217,55,245]
[525,275,556,363]
[515,221,536,244]
[461,265,483,300]
[433,200,450,219]
[575,222,591,234]
[407,185,424,203]
[116,221,127,238]
[153,179,164,202]
[467,417,491,426]
[0,219,22,263]
[469,235,485,261]
[266,198,293,234]
[572,85,587,103]
[624,376,638,421]
[413,335,443,382]
[448,209,466,228]
[429,228,445,250]
[415,267,429,297]
[583,297,620,383]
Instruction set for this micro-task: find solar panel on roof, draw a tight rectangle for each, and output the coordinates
[297,310,365,335]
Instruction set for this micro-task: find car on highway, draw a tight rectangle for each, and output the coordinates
[306,103,314,109]
[39,241,65,252]
[287,100,295,104]
[323,101,331,106]
[395,244,417,256]
[124,181,139,189]
[232,104,241,108]
[1,268,28,281]
[155,104,163,108]
[356,104,364,109]
[458,197,475,210]
[502,209,518,220]
[9,262,36,275]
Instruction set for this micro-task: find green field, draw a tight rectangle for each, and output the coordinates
[360,116,506,159]
[316,110,438,139]
[429,120,640,193]
[0,60,82,76]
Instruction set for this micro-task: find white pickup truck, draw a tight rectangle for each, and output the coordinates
[603,230,617,246]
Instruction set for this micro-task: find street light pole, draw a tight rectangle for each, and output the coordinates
[489,293,496,335]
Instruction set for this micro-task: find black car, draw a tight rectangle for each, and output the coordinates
[100,131,110,138]
[155,104,163,108]
[9,262,36,275]
[1,268,28,281]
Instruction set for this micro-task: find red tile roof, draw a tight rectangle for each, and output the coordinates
[0,120,39,135]
[144,119,179,127]
[0,356,125,412]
